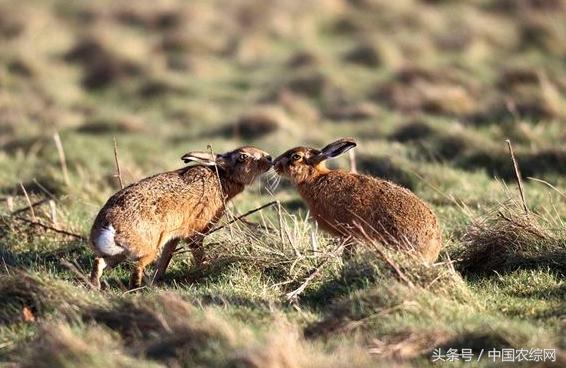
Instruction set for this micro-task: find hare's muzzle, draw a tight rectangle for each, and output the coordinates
[256,154,273,172]
[273,160,285,174]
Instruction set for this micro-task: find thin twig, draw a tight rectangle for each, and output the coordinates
[1,257,10,275]
[123,286,147,294]
[113,136,124,190]
[9,215,86,240]
[172,201,279,255]
[505,139,528,215]
[5,196,14,212]
[207,201,279,236]
[11,198,49,216]
[53,132,70,186]
[19,183,36,221]
[32,178,57,200]
[49,200,57,224]
[527,177,566,199]
[60,259,92,286]
[277,201,284,243]
[285,241,346,302]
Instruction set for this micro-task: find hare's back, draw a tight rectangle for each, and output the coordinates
[95,166,220,225]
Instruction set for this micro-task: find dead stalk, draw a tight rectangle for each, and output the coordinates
[113,136,124,190]
[60,259,92,286]
[285,241,346,302]
[505,139,529,215]
[10,215,85,241]
[53,132,70,186]
[349,149,358,174]
[19,183,36,221]
[49,200,57,224]
[11,198,49,216]
[277,201,284,243]
[527,177,566,199]
[207,201,278,236]
[6,196,14,212]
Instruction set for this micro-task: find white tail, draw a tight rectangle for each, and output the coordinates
[93,224,124,256]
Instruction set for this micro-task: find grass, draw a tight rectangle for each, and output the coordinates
[1,0,565,366]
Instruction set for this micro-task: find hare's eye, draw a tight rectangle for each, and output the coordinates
[238,153,247,162]
[291,153,301,161]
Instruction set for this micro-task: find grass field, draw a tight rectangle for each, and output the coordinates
[0,0,565,366]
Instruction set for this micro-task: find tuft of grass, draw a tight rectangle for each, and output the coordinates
[21,323,158,368]
[458,200,566,276]
[0,271,92,325]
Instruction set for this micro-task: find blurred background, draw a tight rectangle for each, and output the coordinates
[0,0,565,216]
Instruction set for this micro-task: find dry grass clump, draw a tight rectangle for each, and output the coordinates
[76,116,146,135]
[285,70,343,100]
[343,43,382,67]
[368,330,453,361]
[458,200,566,275]
[0,6,24,39]
[82,293,375,367]
[64,37,142,89]
[389,121,433,143]
[286,50,321,68]
[20,323,156,368]
[374,66,479,117]
[0,271,90,325]
[83,293,243,366]
[475,72,566,122]
[232,319,375,368]
[325,101,380,121]
[261,89,321,124]
[23,294,377,368]
[188,211,338,287]
[231,106,293,139]
[304,246,472,338]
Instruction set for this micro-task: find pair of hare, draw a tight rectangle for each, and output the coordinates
[89,138,442,289]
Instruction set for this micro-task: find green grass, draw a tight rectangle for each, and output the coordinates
[1,0,565,366]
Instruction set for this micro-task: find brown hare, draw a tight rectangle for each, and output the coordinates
[89,146,272,289]
[273,138,442,262]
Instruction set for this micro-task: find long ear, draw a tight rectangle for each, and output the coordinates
[308,138,357,165]
[181,151,218,166]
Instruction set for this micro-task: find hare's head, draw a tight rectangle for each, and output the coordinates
[182,146,272,185]
[274,138,356,184]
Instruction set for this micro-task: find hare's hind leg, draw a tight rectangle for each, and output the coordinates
[89,254,126,290]
[188,236,206,268]
[154,239,180,283]
[90,257,106,289]
[129,253,156,289]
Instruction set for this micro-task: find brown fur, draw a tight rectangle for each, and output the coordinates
[274,139,442,262]
[89,146,272,289]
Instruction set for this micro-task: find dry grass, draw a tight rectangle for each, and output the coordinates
[458,200,566,275]
[1,0,565,366]
[0,271,91,325]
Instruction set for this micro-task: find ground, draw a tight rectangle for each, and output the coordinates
[0,0,565,367]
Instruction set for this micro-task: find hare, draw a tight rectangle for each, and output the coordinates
[89,146,272,289]
[273,138,442,261]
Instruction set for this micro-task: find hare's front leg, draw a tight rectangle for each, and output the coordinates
[153,239,180,283]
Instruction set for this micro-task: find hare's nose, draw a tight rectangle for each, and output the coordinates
[265,155,273,163]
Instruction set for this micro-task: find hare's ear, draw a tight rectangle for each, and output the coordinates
[309,138,357,164]
[181,151,218,166]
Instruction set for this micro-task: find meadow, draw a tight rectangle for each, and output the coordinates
[0,0,565,366]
